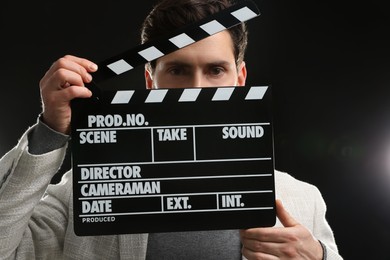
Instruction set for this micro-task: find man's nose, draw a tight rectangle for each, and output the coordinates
[191,71,204,88]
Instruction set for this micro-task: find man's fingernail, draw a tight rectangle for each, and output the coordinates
[90,64,98,71]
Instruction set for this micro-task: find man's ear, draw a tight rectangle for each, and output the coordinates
[145,65,153,89]
[237,61,247,86]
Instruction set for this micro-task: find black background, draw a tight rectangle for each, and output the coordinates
[1,0,390,258]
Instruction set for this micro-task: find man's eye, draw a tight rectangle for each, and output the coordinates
[168,67,184,75]
[210,67,225,76]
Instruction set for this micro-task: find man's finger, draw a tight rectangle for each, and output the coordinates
[276,199,299,227]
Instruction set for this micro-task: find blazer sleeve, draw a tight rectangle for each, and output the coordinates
[274,171,343,260]
[311,185,343,260]
[0,125,70,259]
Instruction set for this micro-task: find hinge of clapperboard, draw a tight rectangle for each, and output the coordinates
[86,0,261,99]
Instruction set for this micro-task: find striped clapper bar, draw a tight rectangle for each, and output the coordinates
[89,0,260,92]
[71,86,276,236]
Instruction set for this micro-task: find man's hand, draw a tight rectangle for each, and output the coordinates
[240,200,324,260]
[40,55,98,134]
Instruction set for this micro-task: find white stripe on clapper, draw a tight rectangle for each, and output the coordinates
[212,87,235,101]
[111,90,135,104]
[231,6,258,22]
[179,88,202,102]
[245,86,268,100]
[107,59,133,75]
[169,33,196,48]
[138,46,165,61]
[145,89,168,103]
[200,20,227,35]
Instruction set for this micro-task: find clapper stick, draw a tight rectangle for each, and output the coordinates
[88,0,260,95]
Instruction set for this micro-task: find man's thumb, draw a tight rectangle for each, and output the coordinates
[276,199,299,227]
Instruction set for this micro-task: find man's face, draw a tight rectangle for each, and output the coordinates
[145,31,247,89]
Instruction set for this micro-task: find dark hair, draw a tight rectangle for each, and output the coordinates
[141,0,248,70]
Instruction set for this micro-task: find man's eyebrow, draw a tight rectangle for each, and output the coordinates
[163,60,232,67]
[206,61,232,67]
[163,61,192,67]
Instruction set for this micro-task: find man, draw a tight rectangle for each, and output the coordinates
[0,0,342,259]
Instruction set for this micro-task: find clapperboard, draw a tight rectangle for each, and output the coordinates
[71,0,276,236]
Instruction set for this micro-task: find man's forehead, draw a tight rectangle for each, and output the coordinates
[157,59,233,68]
[156,31,235,62]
